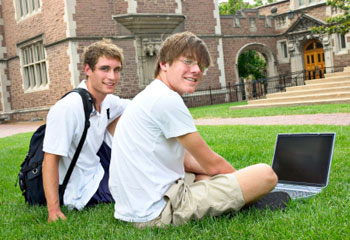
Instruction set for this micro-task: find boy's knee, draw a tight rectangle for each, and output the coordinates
[256,163,278,188]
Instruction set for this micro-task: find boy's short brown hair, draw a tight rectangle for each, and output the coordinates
[154,32,212,77]
[83,39,124,71]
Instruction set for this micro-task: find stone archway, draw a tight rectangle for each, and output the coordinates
[235,42,278,83]
[234,43,278,98]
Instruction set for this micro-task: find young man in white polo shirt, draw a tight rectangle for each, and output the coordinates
[109,32,279,227]
[42,39,129,222]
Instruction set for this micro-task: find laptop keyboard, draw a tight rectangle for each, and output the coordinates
[272,188,316,199]
[285,190,315,199]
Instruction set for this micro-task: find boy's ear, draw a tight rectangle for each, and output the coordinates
[84,64,92,76]
[159,61,169,72]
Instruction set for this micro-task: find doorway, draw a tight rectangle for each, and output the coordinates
[303,39,325,80]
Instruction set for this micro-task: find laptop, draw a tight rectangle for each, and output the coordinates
[271,133,336,200]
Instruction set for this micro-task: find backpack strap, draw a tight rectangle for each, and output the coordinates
[58,88,94,202]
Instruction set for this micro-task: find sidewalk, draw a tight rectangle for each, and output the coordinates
[0,121,44,138]
[1,113,349,138]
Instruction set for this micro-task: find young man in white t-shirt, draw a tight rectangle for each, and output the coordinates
[109,32,279,227]
[42,39,129,223]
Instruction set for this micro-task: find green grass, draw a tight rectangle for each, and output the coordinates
[1,124,350,239]
[189,102,350,119]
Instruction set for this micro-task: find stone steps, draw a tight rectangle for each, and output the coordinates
[304,75,350,85]
[286,80,350,92]
[248,92,350,105]
[230,98,350,110]
[266,86,350,99]
[230,66,350,110]
[325,66,350,78]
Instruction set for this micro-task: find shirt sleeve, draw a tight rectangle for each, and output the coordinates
[43,94,82,157]
[151,92,197,139]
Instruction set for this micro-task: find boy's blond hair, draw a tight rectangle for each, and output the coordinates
[154,32,212,77]
[83,39,124,71]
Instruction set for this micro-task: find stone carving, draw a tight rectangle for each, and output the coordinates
[137,37,162,87]
[142,40,160,57]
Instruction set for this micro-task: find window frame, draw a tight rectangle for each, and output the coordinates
[277,40,290,63]
[15,0,41,20]
[338,33,346,50]
[19,38,49,92]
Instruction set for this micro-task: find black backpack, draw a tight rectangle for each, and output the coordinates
[17,88,93,206]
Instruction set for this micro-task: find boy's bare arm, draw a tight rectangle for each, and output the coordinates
[177,132,235,176]
[42,153,66,222]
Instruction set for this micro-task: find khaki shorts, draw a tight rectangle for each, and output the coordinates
[135,173,245,228]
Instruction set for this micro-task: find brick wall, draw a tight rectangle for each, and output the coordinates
[334,53,350,68]
[2,0,66,56]
[221,10,276,36]
[1,0,70,120]
[75,0,117,37]
[8,42,73,111]
[12,110,49,121]
[112,0,128,15]
[197,38,222,90]
[306,5,327,22]
[183,0,216,35]
[136,0,177,13]
[111,39,140,97]
[258,1,290,16]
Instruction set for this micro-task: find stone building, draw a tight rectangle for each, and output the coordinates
[0,0,349,121]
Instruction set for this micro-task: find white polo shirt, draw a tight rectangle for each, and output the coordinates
[43,80,129,210]
[109,79,197,222]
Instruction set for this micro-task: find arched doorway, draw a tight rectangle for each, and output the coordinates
[235,43,278,82]
[303,39,325,80]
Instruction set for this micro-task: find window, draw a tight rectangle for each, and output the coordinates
[298,0,305,7]
[338,34,346,50]
[281,42,288,58]
[277,40,289,63]
[16,0,41,19]
[21,40,48,90]
[249,17,257,32]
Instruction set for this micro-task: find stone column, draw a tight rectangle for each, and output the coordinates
[0,62,11,113]
[244,76,253,100]
[289,39,303,73]
[321,35,334,72]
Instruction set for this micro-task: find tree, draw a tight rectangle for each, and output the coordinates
[219,0,252,15]
[312,0,350,34]
[238,50,266,81]
[218,0,275,15]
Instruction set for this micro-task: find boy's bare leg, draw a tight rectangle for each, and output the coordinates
[233,163,278,204]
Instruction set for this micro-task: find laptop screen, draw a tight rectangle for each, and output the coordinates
[272,133,335,187]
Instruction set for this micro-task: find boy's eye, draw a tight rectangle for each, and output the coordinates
[183,59,193,65]
[180,58,205,72]
[114,67,121,73]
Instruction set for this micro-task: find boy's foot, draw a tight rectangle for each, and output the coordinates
[243,191,291,211]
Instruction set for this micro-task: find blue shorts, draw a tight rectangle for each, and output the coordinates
[87,141,114,206]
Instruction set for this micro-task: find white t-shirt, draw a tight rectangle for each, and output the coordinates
[43,80,129,210]
[109,79,197,222]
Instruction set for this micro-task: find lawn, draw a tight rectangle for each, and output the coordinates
[189,102,350,119]
[1,122,349,239]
